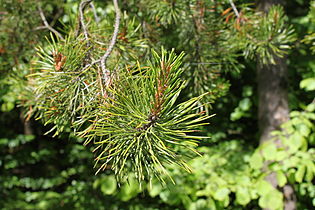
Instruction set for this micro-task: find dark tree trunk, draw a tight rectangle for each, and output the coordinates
[256,0,283,12]
[256,1,296,210]
[257,56,289,144]
[19,111,33,135]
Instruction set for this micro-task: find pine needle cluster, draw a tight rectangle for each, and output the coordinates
[30,34,98,135]
[80,49,211,182]
[26,0,212,182]
[224,5,296,64]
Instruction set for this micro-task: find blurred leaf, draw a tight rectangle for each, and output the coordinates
[236,187,250,206]
[258,189,283,210]
[262,143,277,161]
[256,180,274,196]
[305,160,315,182]
[100,175,117,195]
[148,180,163,197]
[213,187,230,201]
[250,152,264,169]
[159,189,181,205]
[276,171,287,187]
[295,165,306,183]
[118,178,141,201]
[188,199,215,210]
[239,98,252,111]
[300,77,315,91]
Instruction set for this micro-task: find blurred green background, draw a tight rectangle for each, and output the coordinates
[0,0,314,209]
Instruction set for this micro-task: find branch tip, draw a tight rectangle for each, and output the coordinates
[38,5,65,41]
[228,0,240,18]
[100,0,121,86]
[79,0,93,43]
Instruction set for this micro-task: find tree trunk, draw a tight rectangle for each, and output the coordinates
[19,111,33,135]
[257,56,289,144]
[256,0,283,12]
[256,1,296,210]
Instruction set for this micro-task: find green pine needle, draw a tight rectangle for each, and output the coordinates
[80,48,212,182]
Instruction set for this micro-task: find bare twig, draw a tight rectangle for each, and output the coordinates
[81,59,101,72]
[50,8,64,27]
[228,0,240,18]
[189,62,233,65]
[79,0,93,43]
[34,26,48,31]
[38,6,65,41]
[94,40,107,46]
[100,0,120,86]
[90,2,100,23]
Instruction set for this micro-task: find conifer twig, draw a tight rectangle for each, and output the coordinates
[38,6,65,41]
[189,62,232,65]
[79,0,92,43]
[90,2,100,23]
[81,59,101,72]
[100,0,121,86]
[228,0,240,18]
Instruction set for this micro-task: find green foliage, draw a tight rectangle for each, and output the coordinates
[250,97,315,208]
[29,33,98,135]
[90,140,285,210]
[27,0,212,182]
[300,77,315,91]
[226,5,296,64]
[92,141,258,209]
[146,0,185,26]
[136,0,242,111]
[230,86,253,121]
[1,0,314,209]
[80,49,211,182]
[302,1,315,53]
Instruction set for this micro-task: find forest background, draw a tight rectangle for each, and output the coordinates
[0,0,314,209]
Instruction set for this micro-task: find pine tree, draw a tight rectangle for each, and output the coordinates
[27,0,214,183]
[25,0,295,184]
[0,0,313,209]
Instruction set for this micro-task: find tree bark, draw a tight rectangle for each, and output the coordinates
[256,1,296,210]
[256,0,283,12]
[257,56,289,144]
[19,111,33,135]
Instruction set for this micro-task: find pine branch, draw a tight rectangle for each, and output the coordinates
[90,2,100,23]
[38,6,65,41]
[136,60,171,131]
[81,59,100,72]
[228,0,240,18]
[30,36,99,136]
[100,0,121,86]
[80,49,211,182]
[79,0,93,44]
[189,62,233,65]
